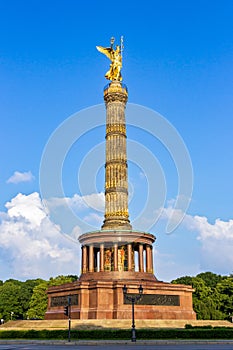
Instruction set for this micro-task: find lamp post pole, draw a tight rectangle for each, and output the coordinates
[131,297,136,341]
[68,295,71,343]
[122,284,143,342]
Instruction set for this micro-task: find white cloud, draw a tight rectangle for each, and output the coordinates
[45,192,104,213]
[160,204,233,274]
[0,192,80,280]
[82,193,105,211]
[70,225,83,240]
[7,171,35,184]
[183,214,233,273]
[186,215,233,240]
[153,248,200,282]
[2,190,232,281]
[83,212,103,225]
[43,192,105,234]
[5,192,46,228]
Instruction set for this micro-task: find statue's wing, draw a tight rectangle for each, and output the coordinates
[96,46,113,61]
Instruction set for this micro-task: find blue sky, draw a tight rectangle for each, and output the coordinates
[0,0,233,281]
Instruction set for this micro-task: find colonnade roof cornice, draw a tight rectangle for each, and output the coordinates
[78,230,156,246]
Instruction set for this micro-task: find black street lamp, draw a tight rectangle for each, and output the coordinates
[68,295,71,342]
[122,284,143,342]
[64,295,72,342]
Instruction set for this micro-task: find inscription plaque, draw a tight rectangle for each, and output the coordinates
[51,294,78,307]
[124,294,180,306]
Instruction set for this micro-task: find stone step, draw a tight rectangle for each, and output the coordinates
[1,319,232,330]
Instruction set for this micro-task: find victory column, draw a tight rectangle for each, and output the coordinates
[45,38,195,321]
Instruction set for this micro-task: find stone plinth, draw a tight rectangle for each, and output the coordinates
[46,228,195,321]
[45,279,195,320]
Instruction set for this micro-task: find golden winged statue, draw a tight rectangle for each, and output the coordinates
[96,37,123,81]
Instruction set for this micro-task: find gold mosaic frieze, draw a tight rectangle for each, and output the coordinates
[106,123,126,135]
[105,210,129,218]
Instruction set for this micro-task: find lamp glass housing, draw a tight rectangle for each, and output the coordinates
[122,285,127,294]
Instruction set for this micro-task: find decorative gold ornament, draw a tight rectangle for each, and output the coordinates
[105,210,129,218]
[106,123,126,134]
[104,248,112,271]
[118,246,126,271]
[96,36,124,81]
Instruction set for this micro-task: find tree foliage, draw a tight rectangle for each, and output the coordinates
[172,272,233,320]
[216,277,233,316]
[196,272,222,289]
[0,272,232,321]
[171,275,193,286]
[27,275,78,320]
[0,279,43,321]
[0,281,22,321]
[27,282,48,319]
[0,275,77,321]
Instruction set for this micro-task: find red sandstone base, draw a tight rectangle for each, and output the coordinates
[45,272,196,320]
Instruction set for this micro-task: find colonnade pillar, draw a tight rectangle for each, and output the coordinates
[100,244,104,272]
[146,244,153,273]
[114,244,118,271]
[150,245,153,273]
[139,244,144,272]
[82,246,87,273]
[81,243,153,274]
[127,244,132,271]
[89,245,94,272]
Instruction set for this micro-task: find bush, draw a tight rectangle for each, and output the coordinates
[185,324,213,329]
[185,324,193,329]
[0,328,232,340]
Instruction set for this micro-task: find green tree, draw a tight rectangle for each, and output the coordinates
[192,277,224,320]
[216,277,233,317]
[0,281,23,321]
[48,275,77,286]
[171,276,193,286]
[27,275,78,319]
[27,282,48,319]
[0,279,44,321]
[172,275,225,320]
[4,279,22,285]
[18,279,44,319]
[196,272,223,289]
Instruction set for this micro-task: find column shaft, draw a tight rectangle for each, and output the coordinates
[127,244,132,271]
[139,244,144,272]
[89,245,94,272]
[146,245,151,273]
[100,244,104,272]
[150,246,153,273]
[114,244,118,271]
[94,248,97,272]
[82,246,87,273]
[102,82,132,230]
